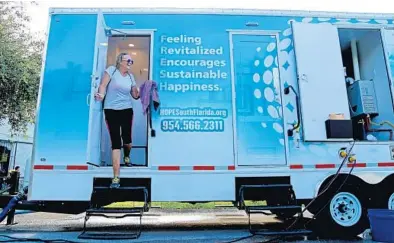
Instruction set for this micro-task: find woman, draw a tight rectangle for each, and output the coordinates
[95,53,139,188]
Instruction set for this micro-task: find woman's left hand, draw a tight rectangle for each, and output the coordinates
[131,86,140,99]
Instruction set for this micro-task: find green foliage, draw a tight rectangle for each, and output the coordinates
[0,1,44,135]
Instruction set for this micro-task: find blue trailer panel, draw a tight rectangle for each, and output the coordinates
[26,8,394,238]
[34,14,97,166]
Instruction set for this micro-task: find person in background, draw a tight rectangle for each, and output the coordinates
[95,53,139,189]
[5,166,20,194]
[13,166,20,173]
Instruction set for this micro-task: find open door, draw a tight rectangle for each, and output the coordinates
[87,11,109,167]
[291,22,351,141]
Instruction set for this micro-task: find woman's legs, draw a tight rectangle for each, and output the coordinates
[112,149,121,177]
[104,109,122,188]
[120,108,134,165]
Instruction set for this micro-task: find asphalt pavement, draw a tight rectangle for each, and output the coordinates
[0,208,375,243]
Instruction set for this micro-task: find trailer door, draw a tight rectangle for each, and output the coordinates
[87,12,108,167]
[232,34,287,166]
[291,22,350,141]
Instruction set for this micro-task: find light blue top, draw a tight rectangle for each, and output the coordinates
[103,66,137,110]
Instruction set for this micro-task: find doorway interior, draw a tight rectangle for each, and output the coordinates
[100,35,151,167]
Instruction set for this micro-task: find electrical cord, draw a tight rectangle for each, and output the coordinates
[224,234,255,243]
[223,140,356,243]
[304,151,357,228]
[0,234,80,243]
[286,140,356,229]
[268,140,357,243]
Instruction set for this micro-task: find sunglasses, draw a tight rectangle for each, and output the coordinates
[122,58,133,65]
[120,53,134,65]
[126,59,134,65]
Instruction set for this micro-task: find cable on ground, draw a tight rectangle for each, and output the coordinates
[0,234,81,243]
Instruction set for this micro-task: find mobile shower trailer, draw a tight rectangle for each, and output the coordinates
[27,7,394,236]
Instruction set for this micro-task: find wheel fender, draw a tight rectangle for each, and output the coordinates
[313,172,382,198]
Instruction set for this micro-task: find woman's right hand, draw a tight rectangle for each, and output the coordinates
[95,92,104,101]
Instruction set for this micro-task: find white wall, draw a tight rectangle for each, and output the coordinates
[358,31,387,82]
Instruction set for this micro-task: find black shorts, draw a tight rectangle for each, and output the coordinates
[104,108,134,150]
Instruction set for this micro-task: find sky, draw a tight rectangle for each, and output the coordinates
[26,0,394,35]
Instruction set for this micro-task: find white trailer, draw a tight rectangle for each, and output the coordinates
[24,7,394,238]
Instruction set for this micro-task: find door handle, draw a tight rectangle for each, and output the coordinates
[300,74,308,82]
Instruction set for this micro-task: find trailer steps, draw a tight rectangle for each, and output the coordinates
[238,184,312,238]
[78,178,151,240]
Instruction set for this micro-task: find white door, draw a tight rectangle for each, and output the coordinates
[87,12,109,167]
[291,22,350,141]
[232,34,287,166]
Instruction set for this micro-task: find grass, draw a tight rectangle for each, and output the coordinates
[106,201,266,209]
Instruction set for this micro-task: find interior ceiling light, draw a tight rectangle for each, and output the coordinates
[131,52,137,55]
[129,44,134,47]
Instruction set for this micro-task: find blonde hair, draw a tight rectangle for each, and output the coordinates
[115,52,128,69]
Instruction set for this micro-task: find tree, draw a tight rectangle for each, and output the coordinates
[0,1,44,135]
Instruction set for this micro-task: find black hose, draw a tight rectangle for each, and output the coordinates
[284,85,301,136]
[0,234,80,243]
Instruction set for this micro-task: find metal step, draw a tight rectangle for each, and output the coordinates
[238,183,312,237]
[237,184,294,209]
[246,205,302,214]
[91,177,151,206]
[252,229,313,236]
[78,231,143,240]
[86,207,143,213]
[90,185,150,211]
[93,186,148,190]
[86,207,144,217]
[240,184,292,189]
[79,184,150,240]
[79,206,145,240]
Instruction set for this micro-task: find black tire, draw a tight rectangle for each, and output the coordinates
[375,187,394,210]
[385,191,394,209]
[313,185,369,239]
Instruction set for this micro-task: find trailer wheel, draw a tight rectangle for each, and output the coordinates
[371,179,394,210]
[388,192,394,209]
[376,190,394,210]
[315,185,368,238]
